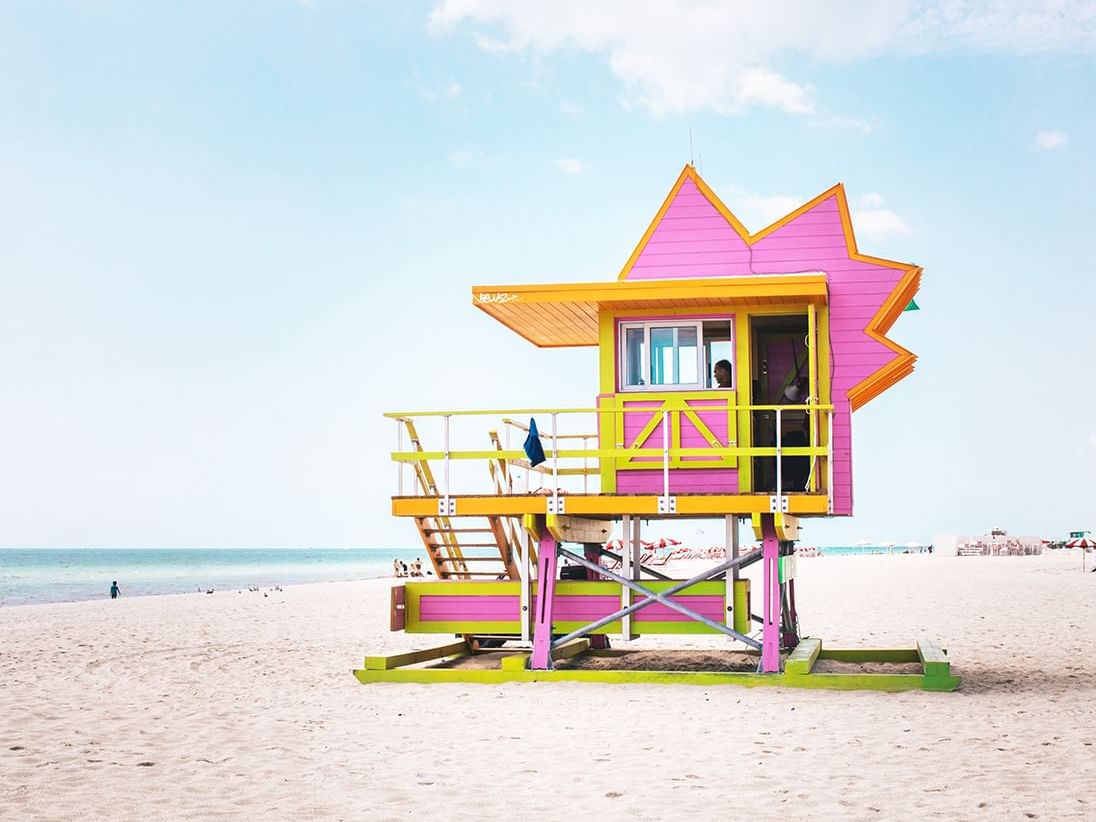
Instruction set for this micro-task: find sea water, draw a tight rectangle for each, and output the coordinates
[0,545,932,607]
[0,548,425,607]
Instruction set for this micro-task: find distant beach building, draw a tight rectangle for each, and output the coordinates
[954,528,1043,557]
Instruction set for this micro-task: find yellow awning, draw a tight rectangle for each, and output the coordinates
[471,274,829,347]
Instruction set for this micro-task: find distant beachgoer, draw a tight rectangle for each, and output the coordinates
[400,560,409,577]
[110,580,120,600]
[393,558,404,578]
[411,558,424,577]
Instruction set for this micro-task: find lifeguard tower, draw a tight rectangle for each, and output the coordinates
[355,165,958,691]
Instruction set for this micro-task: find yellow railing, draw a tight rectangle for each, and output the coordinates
[387,404,834,510]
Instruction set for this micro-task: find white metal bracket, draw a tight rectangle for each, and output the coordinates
[547,496,565,514]
[769,495,789,513]
[658,496,677,514]
[438,497,456,516]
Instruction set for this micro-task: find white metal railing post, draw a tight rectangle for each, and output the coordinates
[775,407,783,498]
[662,410,670,500]
[809,396,818,493]
[397,418,404,496]
[443,414,451,512]
[551,412,559,508]
[621,515,632,639]
[505,421,512,493]
[582,435,589,494]
[520,526,530,642]
[827,411,834,514]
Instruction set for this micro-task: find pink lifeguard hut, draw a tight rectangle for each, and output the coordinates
[355,165,958,690]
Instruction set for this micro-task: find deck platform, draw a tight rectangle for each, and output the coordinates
[353,637,961,692]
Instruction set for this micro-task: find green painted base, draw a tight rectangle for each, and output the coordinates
[352,637,961,692]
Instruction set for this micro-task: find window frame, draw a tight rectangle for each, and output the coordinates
[618,319,717,392]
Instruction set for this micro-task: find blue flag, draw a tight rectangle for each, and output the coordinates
[523,417,546,467]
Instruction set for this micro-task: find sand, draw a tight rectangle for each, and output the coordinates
[2,551,1095,821]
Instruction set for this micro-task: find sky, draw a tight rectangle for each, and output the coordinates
[1,1,1094,549]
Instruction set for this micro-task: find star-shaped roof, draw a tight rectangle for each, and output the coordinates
[618,164,920,410]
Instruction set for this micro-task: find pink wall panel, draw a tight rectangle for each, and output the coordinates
[541,595,724,623]
[616,468,738,494]
[419,594,724,625]
[633,596,724,622]
[548,595,622,621]
[628,180,754,280]
[419,595,518,621]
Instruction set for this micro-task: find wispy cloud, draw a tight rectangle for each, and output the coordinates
[1035,130,1068,149]
[448,149,473,168]
[852,193,912,236]
[810,114,877,134]
[559,100,583,115]
[723,186,805,233]
[430,2,1096,116]
[724,187,911,237]
[557,158,583,176]
[416,78,463,101]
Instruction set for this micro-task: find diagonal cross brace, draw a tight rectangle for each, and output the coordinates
[551,547,762,649]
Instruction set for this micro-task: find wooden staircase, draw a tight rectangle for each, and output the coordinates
[401,419,521,580]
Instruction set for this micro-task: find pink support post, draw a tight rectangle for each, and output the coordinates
[760,514,781,673]
[530,531,559,670]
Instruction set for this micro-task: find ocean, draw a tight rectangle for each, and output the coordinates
[0,548,424,607]
[0,544,932,607]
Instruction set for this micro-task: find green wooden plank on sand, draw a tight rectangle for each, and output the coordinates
[785,637,822,675]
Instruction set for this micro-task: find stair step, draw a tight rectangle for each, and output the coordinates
[435,556,505,563]
[422,528,492,534]
[428,542,498,549]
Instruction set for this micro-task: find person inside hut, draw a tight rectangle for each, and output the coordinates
[780,377,811,491]
[713,359,733,389]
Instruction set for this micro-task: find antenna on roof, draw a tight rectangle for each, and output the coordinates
[688,126,694,167]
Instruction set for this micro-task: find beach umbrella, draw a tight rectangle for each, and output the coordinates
[1066,537,1096,572]
[643,536,682,549]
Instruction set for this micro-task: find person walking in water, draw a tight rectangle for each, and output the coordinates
[109,580,120,599]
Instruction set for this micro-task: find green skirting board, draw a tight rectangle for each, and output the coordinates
[352,637,961,692]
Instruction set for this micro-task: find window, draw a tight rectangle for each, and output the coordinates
[620,319,732,391]
[703,319,733,389]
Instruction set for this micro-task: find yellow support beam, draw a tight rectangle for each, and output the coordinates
[393,494,831,518]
